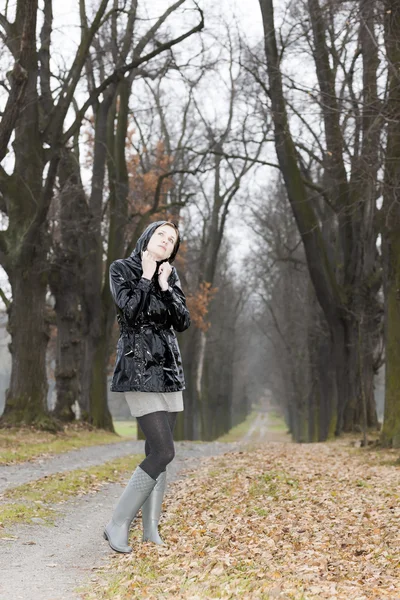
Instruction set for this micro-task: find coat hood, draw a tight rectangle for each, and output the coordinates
[131,220,180,264]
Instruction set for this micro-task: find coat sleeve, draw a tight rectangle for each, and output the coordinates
[161,270,191,333]
[109,260,151,325]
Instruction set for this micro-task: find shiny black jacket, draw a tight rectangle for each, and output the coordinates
[109,221,191,393]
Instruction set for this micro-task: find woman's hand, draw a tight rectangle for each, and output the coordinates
[141,250,157,280]
[158,262,173,291]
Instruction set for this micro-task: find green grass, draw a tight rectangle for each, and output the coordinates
[267,410,287,432]
[113,420,137,438]
[0,503,55,528]
[216,411,258,442]
[0,454,143,528]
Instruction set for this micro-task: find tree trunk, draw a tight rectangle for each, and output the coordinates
[0,0,56,428]
[90,81,132,429]
[307,309,335,441]
[175,326,200,440]
[381,0,400,447]
[89,331,113,429]
[79,87,116,428]
[2,255,52,427]
[52,280,82,421]
[381,236,400,446]
[342,298,378,432]
[185,142,240,440]
[49,150,86,421]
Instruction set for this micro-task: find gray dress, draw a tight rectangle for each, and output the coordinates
[124,390,184,417]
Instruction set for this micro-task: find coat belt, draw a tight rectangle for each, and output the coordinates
[122,323,171,334]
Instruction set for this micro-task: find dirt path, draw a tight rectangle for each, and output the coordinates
[242,410,290,445]
[0,424,263,600]
[0,439,231,494]
[0,440,145,494]
[242,410,270,443]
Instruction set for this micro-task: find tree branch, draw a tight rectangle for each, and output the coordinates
[21,152,61,260]
[0,164,11,196]
[0,0,37,162]
[0,12,17,54]
[62,6,204,144]
[38,0,53,115]
[44,0,111,145]
[133,0,185,59]
[0,286,11,309]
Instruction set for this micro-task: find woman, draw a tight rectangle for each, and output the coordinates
[104,220,191,553]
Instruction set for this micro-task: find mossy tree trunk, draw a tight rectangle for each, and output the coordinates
[177,326,201,439]
[381,1,400,447]
[87,79,131,430]
[0,0,52,428]
[79,86,116,430]
[49,149,87,422]
[3,257,51,427]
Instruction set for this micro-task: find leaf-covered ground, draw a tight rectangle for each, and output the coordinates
[84,439,400,600]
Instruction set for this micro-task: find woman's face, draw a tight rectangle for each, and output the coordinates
[146,225,178,261]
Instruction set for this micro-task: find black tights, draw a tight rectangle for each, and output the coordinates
[136,411,178,481]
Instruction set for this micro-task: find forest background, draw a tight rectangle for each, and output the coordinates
[0,0,398,447]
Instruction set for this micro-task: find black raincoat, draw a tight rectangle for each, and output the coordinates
[109,221,191,393]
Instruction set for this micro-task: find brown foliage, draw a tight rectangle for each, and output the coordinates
[186,282,218,332]
[126,136,173,216]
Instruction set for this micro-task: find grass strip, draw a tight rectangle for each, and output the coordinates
[267,410,288,432]
[113,420,137,438]
[0,422,136,466]
[0,454,142,529]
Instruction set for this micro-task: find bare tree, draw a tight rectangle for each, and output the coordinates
[256,0,382,436]
[0,0,204,428]
[0,0,112,428]
[250,178,336,441]
[176,27,270,439]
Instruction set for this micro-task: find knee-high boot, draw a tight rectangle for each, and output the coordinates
[141,470,166,544]
[104,465,156,553]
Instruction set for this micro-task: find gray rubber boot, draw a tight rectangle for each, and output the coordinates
[142,470,167,544]
[103,465,156,553]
